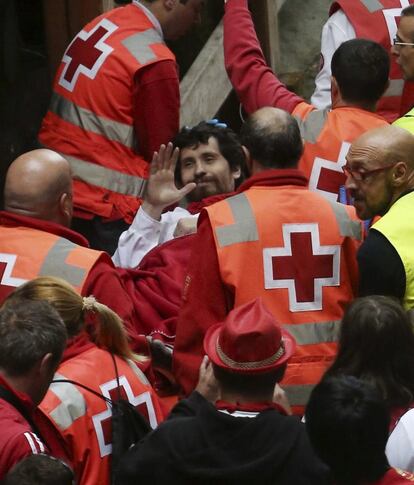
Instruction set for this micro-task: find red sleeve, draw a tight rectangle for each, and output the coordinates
[223,0,303,114]
[172,211,233,395]
[133,59,180,162]
[0,432,46,479]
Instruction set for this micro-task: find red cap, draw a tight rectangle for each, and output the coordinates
[204,299,296,374]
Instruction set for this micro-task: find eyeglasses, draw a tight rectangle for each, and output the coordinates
[342,163,396,182]
[393,36,414,48]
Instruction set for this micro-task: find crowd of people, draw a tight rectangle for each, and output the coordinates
[2,0,414,483]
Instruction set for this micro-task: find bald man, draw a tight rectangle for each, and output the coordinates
[173,108,363,412]
[0,149,145,350]
[345,125,414,308]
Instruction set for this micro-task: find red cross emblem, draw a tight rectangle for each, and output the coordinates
[309,141,350,202]
[263,223,340,312]
[0,253,27,290]
[59,18,118,92]
[383,1,410,45]
[92,375,158,457]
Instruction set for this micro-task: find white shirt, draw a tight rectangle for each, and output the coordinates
[311,9,356,109]
[112,207,199,268]
[386,408,414,472]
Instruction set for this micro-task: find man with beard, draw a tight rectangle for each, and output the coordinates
[113,121,245,268]
[344,124,414,307]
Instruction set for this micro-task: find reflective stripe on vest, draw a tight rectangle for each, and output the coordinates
[284,384,315,407]
[385,79,405,98]
[361,0,384,12]
[122,28,164,65]
[39,238,87,287]
[327,200,363,240]
[294,109,329,143]
[215,193,360,248]
[215,194,259,247]
[284,320,341,346]
[48,374,87,431]
[49,92,135,149]
[65,154,147,197]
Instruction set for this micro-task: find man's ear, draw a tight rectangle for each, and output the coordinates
[37,352,56,379]
[242,145,253,177]
[331,76,339,102]
[59,192,73,220]
[232,165,242,181]
[392,161,409,186]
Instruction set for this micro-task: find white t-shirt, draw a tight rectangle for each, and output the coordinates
[386,408,414,472]
[311,9,356,109]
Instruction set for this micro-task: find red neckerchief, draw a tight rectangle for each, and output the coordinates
[186,169,307,214]
[61,331,95,362]
[0,211,90,248]
[216,400,288,415]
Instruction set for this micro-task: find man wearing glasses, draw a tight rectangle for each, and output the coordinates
[393,5,414,131]
[344,124,414,307]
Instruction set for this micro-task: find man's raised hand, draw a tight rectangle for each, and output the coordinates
[142,142,196,220]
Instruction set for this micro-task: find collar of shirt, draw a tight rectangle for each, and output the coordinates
[132,0,164,38]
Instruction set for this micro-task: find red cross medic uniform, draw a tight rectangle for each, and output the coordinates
[173,170,363,413]
[223,0,389,204]
[40,340,165,485]
[39,1,177,224]
[312,0,414,122]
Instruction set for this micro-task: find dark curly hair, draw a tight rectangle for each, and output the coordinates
[173,122,247,187]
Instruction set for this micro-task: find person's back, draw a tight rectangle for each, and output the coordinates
[296,39,390,202]
[173,108,363,411]
[5,276,164,485]
[38,0,204,252]
[223,2,390,202]
[119,300,329,485]
[42,347,163,484]
[306,375,414,485]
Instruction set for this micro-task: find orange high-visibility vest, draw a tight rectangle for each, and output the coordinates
[331,0,414,122]
[295,103,388,203]
[39,2,176,223]
[41,347,165,485]
[206,186,363,409]
[0,225,104,304]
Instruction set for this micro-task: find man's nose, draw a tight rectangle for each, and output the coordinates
[391,44,399,56]
[344,173,357,190]
[194,161,206,176]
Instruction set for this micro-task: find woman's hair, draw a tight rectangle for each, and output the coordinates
[5,276,141,362]
[326,295,414,409]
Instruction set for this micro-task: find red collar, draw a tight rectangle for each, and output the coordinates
[216,400,288,415]
[236,168,308,192]
[0,211,90,247]
[186,169,307,214]
[62,331,96,362]
[0,374,34,412]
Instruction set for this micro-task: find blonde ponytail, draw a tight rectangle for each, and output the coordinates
[81,296,145,362]
[4,276,145,362]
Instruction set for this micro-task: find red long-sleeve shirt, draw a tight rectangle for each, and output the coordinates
[223,0,303,114]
